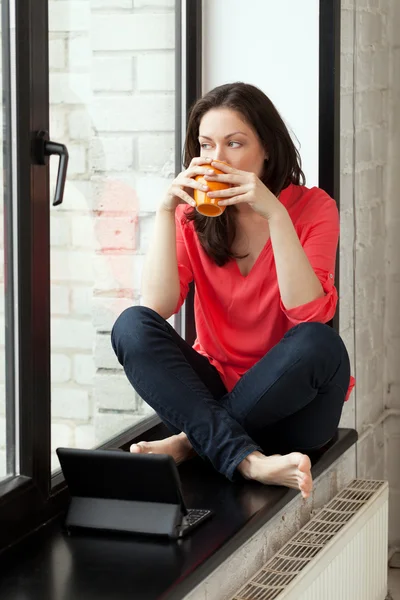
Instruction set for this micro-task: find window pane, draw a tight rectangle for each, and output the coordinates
[49,0,176,471]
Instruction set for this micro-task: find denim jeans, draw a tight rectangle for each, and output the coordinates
[111,306,351,481]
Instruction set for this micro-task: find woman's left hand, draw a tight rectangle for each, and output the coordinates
[204,161,282,220]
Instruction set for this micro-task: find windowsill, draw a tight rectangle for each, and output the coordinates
[0,428,357,600]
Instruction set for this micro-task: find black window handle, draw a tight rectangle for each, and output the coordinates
[34,130,69,206]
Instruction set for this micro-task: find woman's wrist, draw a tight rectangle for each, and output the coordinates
[157,200,177,216]
[266,201,288,224]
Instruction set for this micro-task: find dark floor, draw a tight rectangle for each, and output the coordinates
[388,568,400,599]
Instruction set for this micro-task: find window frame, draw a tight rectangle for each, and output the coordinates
[0,0,54,553]
[319,0,341,332]
[0,0,341,554]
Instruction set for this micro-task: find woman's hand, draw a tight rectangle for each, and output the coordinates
[204,161,282,220]
[160,157,214,213]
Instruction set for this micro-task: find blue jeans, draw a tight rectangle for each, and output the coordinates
[111,306,350,481]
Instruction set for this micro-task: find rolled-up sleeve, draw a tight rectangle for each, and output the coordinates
[173,209,193,314]
[281,198,339,325]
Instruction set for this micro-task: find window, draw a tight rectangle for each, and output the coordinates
[48,0,179,472]
[0,0,202,552]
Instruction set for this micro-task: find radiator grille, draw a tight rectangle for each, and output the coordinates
[230,479,388,600]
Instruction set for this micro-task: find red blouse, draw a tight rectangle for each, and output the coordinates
[174,183,355,401]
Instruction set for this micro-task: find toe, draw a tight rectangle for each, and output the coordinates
[299,472,312,494]
[130,443,142,453]
[304,478,313,498]
[298,454,311,474]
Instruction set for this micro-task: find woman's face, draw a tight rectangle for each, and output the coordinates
[198,108,267,177]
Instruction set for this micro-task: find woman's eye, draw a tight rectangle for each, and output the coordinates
[228,141,241,148]
[200,143,211,149]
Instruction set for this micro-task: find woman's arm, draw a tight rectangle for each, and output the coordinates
[268,204,325,310]
[141,207,181,319]
[141,158,211,318]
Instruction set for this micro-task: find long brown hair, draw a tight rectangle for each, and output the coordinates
[182,82,305,266]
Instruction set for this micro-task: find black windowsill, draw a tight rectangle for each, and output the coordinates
[0,428,357,600]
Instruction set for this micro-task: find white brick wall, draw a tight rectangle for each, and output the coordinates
[52,354,72,383]
[94,373,138,411]
[92,0,132,8]
[50,215,70,248]
[50,73,92,104]
[73,354,96,386]
[49,2,90,32]
[90,137,134,172]
[52,318,94,351]
[68,110,92,141]
[71,287,93,316]
[91,95,174,132]
[92,58,134,92]
[45,0,175,462]
[91,14,174,51]
[92,297,134,331]
[51,285,70,315]
[137,52,175,91]
[138,133,174,172]
[69,35,91,70]
[51,250,94,283]
[134,0,175,7]
[52,388,90,421]
[49,38,66,70]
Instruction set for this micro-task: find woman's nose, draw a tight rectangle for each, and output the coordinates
[213,147,226,162]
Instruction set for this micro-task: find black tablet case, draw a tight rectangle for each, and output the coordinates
[56,448,187,538]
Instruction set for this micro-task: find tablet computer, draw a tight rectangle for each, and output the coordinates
[56,447,212,539]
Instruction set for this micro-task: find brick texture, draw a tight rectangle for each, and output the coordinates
[53,1,174,465]
[340,0,400,548]
[19,0,172,471]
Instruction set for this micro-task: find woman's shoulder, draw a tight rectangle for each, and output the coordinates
[286,184,338,222]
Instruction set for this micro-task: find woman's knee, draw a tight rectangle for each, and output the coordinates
[111,305,162,356]
[287,322,348,364]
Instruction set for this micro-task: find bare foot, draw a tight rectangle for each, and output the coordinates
[130,432,196,465]
[238,451,313,499]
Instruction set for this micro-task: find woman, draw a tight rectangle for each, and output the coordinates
[111,82,352,499]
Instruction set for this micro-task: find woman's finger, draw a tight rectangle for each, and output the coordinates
[179,177,209,191]
[204,173,244,184]
[218,193,249,206]
[207,184,249,199]
[172,186,196,206]
[184,165,216,179]
[211,160,239,174]
[189,156,213,167]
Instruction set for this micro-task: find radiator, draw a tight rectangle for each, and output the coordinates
[230,479,388,600]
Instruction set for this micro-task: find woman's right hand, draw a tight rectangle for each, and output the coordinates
[159,157,214,213]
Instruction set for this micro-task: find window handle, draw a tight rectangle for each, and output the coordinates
[34,130,69,206]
